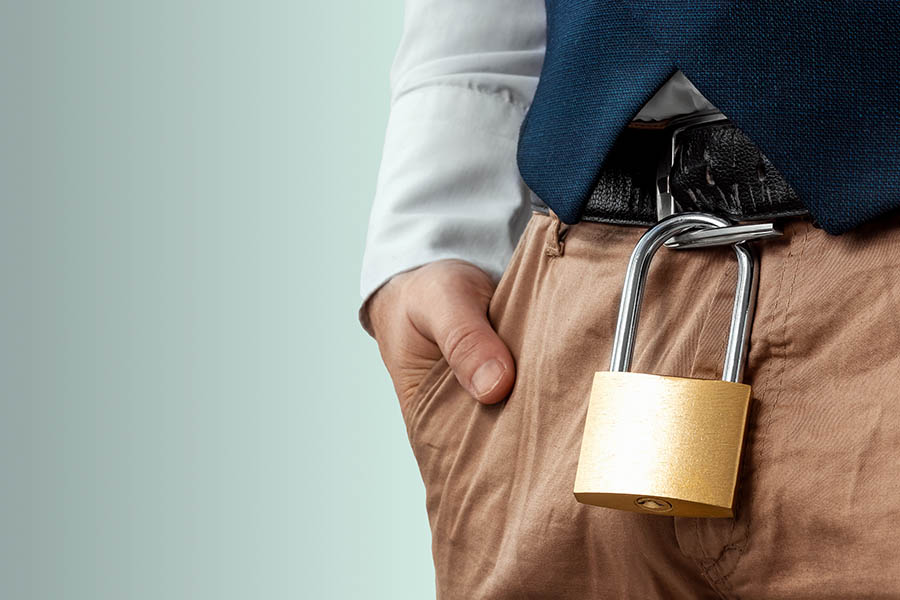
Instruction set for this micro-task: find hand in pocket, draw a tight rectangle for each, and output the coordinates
[367,259,516,409]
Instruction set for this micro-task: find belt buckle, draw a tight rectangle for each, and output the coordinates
[655,111,782,249]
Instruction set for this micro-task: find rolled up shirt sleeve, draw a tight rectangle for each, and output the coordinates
[359,0,546,335]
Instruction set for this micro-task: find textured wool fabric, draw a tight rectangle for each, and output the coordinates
[517,2,900,234]
[400,212,900,598]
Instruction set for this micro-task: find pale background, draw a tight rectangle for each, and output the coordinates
[0,1,436,598]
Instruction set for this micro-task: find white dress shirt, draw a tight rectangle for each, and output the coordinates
[360,0,713,331]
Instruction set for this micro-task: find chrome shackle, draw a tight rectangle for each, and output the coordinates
[609,212,759,383]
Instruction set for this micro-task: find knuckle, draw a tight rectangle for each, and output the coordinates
[442,324,486,369]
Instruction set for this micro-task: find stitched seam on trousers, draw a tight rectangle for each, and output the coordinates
[699,260,786,596]
[543,211,568,258]
[698,227,795,595]
[719,242,793,597]
[715,225,811,597]
[684,254,736,585]
[671,248,748,597]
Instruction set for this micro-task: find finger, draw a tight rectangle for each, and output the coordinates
[411,274,515,404]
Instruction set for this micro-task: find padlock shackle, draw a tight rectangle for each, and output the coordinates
[609,213,758,383]
[723,243,757,382]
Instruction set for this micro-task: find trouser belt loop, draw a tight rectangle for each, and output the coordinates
[544,209,569,258]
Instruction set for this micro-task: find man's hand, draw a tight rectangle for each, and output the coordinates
[368,259,515,407]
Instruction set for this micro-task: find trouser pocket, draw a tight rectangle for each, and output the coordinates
[396,215,544,533]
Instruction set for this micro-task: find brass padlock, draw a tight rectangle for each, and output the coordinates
[574,213,760,518]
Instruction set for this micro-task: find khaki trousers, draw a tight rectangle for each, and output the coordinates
[400,212,900,599]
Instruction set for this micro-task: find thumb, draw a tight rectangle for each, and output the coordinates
[411,264,515,404]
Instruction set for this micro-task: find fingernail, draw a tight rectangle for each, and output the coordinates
[471,359,505,398]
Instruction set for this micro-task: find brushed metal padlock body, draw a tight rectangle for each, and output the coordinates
[574,371,751,518]
[573,212,768,519]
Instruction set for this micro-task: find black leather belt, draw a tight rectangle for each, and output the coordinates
[574,115,809,227]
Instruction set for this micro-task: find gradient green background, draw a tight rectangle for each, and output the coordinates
[0,1,436,598]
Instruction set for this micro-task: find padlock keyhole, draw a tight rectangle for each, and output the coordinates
[634,497,673,512]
